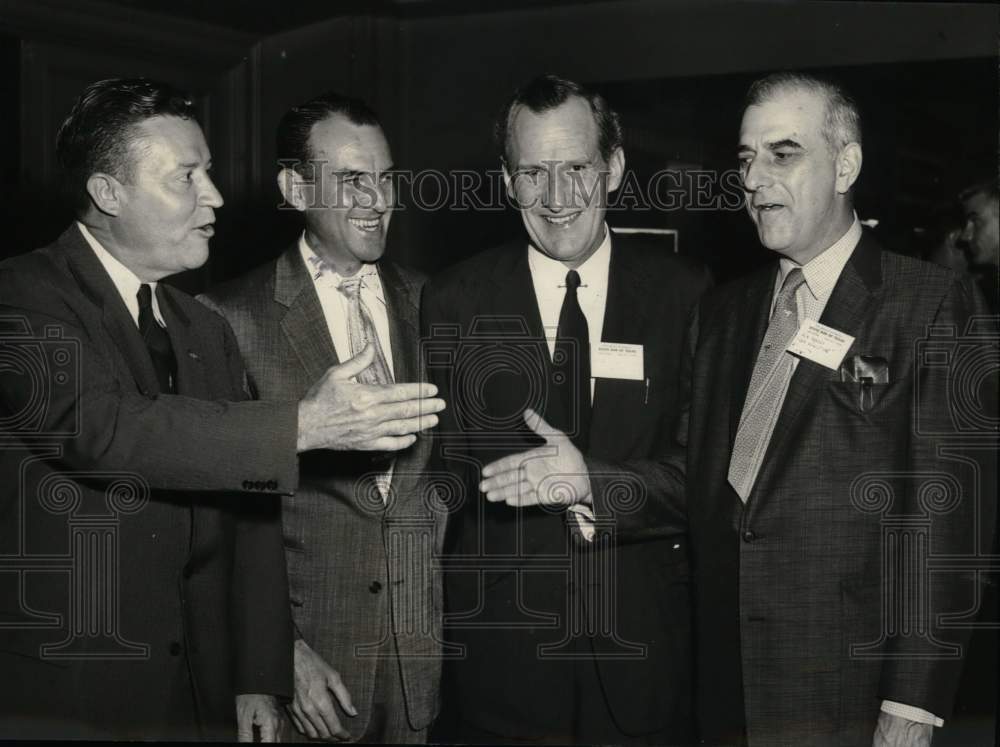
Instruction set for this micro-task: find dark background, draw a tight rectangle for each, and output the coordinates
[0,1,996,288]
[0,1,996,743]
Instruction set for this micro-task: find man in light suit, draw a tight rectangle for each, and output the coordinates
[481,72,996,746]
[423,75,711,744]
[0,78,444,741]
[203,92,446,744]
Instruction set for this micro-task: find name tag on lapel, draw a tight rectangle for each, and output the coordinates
[592,342,644,380]
[787,319,854,370]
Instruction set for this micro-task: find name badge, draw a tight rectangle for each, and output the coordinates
[592,342,644,380]
[786,320,854,370]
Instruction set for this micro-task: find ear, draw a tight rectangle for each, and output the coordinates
[606,147,625,193]
[501,160,514,200]
[86,173,124,216]
[835,142,862,194]
[277,168,309,212]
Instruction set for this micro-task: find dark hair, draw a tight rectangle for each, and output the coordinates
[745,71,862,152]
[494,74,623,166]
[960,179,1000,207]
[276,91,382,180]
[56,78,198,214]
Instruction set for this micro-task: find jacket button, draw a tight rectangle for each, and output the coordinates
[169,641,183,656]
[182,565,193,579]
[369,581,382,594]
[266,480,278,491]
[242,480,252,490]
[742,530,757,543]
[253,480,265,490]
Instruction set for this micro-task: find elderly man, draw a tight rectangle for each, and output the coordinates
[423,74,711,744]
[0,78,443,740]
[481,72,996,746]
[203,91,446,744]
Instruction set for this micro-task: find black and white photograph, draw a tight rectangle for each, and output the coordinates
[0,0,997,744]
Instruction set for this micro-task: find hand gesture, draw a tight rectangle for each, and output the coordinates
[479,408,591,508]
[236,693,284,742]
[297,344,446,453]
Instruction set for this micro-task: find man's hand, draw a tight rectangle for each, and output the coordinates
[297,344,446,453]
[287,639,357,741]
[873,712,933,747]
[479,408,590,507]
[236,693,284,742]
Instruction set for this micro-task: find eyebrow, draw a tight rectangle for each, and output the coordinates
[767,138,804,150]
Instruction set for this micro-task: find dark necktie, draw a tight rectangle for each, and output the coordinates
[137,284,177,394]
[555,269,591,450]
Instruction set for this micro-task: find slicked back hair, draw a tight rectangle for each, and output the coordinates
[495,74,623,167]
[960,179,1000,208]
[276,91,383,181]
[745,71,862,154]
[56,77,198,215]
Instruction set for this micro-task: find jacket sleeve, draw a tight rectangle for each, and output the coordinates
[0,268,300,495]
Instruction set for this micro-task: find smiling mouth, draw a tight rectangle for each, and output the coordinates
[541,212,581,227]
[196,224,215,236]
[349,217,382,233]
[754,203,784,213]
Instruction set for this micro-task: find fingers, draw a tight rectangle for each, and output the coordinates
[237,713,253,743]
[330,344,375,381]
[481,452,529,480]
[289,701,319,740]
[480,464,522,493]
[367,381,440,404]
[359,394,445,418]
[256,709,280,743]
[484,480,537,505]
[327,672,358,718]
[361,434,418,452]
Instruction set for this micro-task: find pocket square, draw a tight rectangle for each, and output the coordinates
[839,355,889,412]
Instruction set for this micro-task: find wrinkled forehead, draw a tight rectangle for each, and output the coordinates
[308,115,392,171]
[739,88,827,147]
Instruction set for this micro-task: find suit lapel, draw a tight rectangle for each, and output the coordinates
[62,225,162,396]
[748,233,882,509]
[274,245,339,383]
[378,261,418,386]
[589,240,652,453]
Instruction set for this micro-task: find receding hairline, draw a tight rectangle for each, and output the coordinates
[504,94,604,164]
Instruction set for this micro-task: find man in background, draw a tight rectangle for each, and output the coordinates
[959,180,999,311]
[0,78,443,740]
[203,91,446,744]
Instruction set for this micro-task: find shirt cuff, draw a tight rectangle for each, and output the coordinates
[567,504,596,543]
[880,700,944,727]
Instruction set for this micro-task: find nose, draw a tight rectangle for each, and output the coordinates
[960,219,974,244]
[200,173,224,209]
[541,169,569,212]
[742,156,770,193]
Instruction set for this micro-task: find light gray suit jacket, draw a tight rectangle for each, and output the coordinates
[201,245,446,735]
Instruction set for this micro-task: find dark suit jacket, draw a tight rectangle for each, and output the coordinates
[421,235,712,739]
[590,232,997,746]
[0,225,295,739]
[202,245,446,736]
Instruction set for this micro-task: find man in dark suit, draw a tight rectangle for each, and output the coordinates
[0,79,444,740]
[203,92,447,744]
[482,72,996,746]
[423,74,711,744]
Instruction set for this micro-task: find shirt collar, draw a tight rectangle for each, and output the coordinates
[298,232,383,298]
[527,224,612,290]
[77,221,157,325]
[777,214,862,303]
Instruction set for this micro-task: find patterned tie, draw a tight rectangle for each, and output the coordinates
[337,275,394,387]
[728,268,806,501]
[338,274,394,500]
[137,284,176,393]
[555,269,591,450]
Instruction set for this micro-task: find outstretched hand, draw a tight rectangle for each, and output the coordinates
[479,408,591,508]
[297,344,446,453]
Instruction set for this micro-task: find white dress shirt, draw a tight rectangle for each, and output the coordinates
[78,222,166,328]
[299,234,395,500]
[298,233,395,379]
[527,225,612,401]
